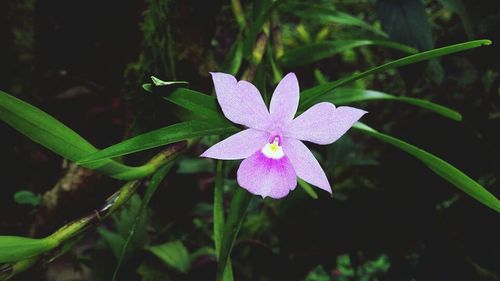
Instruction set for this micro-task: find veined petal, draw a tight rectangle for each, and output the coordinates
[269,72,300,124]
[201,129,269,160]
[237,151,297,199]
[284,102,367,145]
[211,72,269,130]
[282,138,331,193]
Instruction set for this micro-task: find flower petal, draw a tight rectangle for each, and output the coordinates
[284,102,367,145]
[200,129,269,160]
[211,72,269,130]
[282,138,331,193]
[237,151,297,199]
[269,72,300,124]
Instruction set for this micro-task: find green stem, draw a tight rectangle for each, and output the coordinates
[215,189,252,281]
[231,0,246,30]
[214,161,225,256]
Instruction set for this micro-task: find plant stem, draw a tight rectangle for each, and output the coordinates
[215,189,252,281]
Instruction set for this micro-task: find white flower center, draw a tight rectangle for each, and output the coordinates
[261,138,284,159]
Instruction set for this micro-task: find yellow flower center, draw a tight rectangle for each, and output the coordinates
[261,138,284,159]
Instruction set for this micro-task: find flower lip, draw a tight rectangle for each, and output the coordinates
[261,138,285,159]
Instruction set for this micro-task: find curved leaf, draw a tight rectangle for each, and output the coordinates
[352,122,500,213]
[163,88,227,123]
[299,39,492,109]
[0,90,156,180]
[78,120,238,163]
[280,40,417,68]
[319,88,462,121]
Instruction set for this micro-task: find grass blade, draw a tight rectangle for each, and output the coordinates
[353,122,500,212]
[0,90,160,180]
[319,88,462,121]
[78,120,238,163]
[299,39,492,109]
[213,161,234,281]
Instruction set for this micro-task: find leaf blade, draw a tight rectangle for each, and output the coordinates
[0,90,154,180]
[147,241,191,273]
[319,88,462,121]
[353,122,500,212]
[78,120,238,163]
[299,39,492,109]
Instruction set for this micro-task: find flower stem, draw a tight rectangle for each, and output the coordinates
[215,189,252,281]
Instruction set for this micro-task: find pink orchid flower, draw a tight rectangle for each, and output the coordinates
[201,72,367,199]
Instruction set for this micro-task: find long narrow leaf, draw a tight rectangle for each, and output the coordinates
[0,90,156,180]
[149,82,463,126]
[352,122,500,212]
[213,161,234,281]
[319,88,462,121]
[299,39,492,109]
[214,161,225,255]
[280,40,417,68]
[78,120,238,163]
[163,88,228,124]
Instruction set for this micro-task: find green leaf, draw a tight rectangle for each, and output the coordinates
[213,161,235,281]
[279,40,417,68]
[352,122,500,213]
[13,190,41,207]
[213,161,225,256]
[298,179,319,199]
[0,236,55,263]
[78,120,238,163]
[222,39,244,76]
[0,90,158,181]
[216,189,253,281]
[319,88,462,121]
[299,39,492,109]
[147,241,191,273]
[163,88,228,124]
[281,2,387,37]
